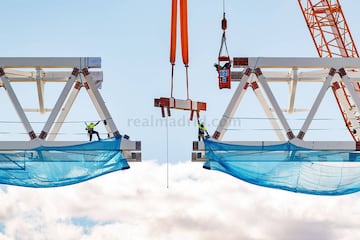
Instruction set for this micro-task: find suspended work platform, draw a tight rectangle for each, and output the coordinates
[0,57,141,187]
[193,57,360,195]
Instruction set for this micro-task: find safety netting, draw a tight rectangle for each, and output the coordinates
[0,136,129,188]
[203,139,360,195]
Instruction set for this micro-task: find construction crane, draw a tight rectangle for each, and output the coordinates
[298,0,359,58]
[298,0,360,141]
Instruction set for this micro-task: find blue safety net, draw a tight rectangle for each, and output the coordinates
[203,139,360,195]
[0,137,129,188]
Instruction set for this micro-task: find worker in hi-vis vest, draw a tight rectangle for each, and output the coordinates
[198,120,210,141]
[85,121,101,141]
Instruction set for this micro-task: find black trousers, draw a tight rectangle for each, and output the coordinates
[88,130,100,141]
[198,129,205,141]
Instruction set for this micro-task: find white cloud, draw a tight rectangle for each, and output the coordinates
[0,161,360,240]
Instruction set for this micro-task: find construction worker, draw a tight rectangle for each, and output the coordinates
[214,62,231,71]
[198,120,210,141]
[85,121,101,141]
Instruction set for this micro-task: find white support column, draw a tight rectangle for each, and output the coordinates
[0,68,36,139]
[47,80,82,141]
[250,80,285,141]
[297,68,336,139]
[213,68,252,140]
[82,68,119,137]
[35,68,45,114]
[39,68,79,139]
[288,68,298,114]
[255,68,295,140]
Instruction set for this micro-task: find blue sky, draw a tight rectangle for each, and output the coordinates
[1,0,360,239]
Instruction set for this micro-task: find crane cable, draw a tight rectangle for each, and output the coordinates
[169,0,190,100]
[218,0,230,58]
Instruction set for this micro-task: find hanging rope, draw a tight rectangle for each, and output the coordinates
[166,116,169,188]
[218,20,230,58]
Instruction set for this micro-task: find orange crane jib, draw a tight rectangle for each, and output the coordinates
[298,0,360,141]
[154,97,206,120]
[298,0,359,58]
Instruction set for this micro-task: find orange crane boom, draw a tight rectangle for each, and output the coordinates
[299,0,360,141]
[298,0,359,58]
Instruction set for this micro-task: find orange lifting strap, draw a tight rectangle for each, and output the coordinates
[154,0,206,120]
[215,11,231,89]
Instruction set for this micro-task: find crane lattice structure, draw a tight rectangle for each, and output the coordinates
[298,0,359,58]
